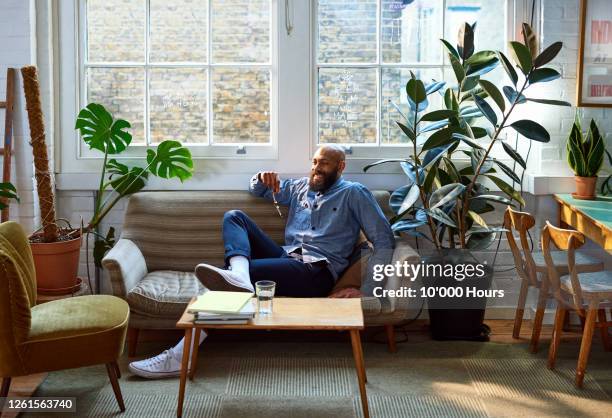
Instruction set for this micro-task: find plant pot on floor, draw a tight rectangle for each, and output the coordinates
[30,229,82,294]
[421,249,494,342]
[573,176,598,200]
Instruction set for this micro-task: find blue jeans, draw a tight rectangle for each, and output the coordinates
[222,210,335,297]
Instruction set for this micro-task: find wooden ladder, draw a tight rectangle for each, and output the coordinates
[0,68,16,222]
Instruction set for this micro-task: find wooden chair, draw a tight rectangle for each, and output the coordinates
[542,222,611,388]
[504,208,603,353]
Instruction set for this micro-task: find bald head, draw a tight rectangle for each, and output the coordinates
[315,144,346,163]
[309,145,346,192]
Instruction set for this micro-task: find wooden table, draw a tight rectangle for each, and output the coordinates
[554,194,612,252]
[175,297,369,418]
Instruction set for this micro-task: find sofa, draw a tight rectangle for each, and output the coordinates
[102,191,419,355]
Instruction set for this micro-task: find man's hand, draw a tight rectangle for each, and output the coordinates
[258,171,280,193]
[329,287,363,298]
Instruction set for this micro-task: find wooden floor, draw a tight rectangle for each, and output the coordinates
[3,318,597,417]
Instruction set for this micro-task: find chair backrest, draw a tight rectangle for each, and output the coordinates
[120,190,392,272]
[504,207,538,286]
[0,221,36,376]
[541,221,586,310]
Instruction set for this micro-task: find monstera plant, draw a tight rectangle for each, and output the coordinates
[75,102,194,290]
[365,22,571,250]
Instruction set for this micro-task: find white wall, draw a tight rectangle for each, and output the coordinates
[1,0,610,315]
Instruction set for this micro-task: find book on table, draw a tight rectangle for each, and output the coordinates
[190,291,256,324]
[188,291,254,314]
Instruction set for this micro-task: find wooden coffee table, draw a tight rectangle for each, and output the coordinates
[175,297,369,418]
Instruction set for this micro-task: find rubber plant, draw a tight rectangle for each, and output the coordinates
[566,114,605,199]
[365,23,571,250]
[75,102,194,291]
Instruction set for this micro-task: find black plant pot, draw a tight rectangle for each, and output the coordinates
[421,249,494,342]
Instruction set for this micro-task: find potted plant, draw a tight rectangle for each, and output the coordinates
[21,65,194,294]
[75,102,195,293]
[566,115,605,199]
[365,23,570,340]
[21,65,82,294]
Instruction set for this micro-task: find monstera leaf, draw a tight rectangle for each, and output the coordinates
[146,140,194,182]
[106,159,149,195]
[75,103,132,154]
[0,182,19,210]
[93,227,115,268]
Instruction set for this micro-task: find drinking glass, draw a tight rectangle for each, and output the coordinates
[255,280,276,315]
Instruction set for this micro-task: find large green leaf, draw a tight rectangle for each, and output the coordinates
[478,80,505,112]
[510,120,550,142]
[452,133,484,150]
[471,194,515,207]
[449,54,465,83]
[420,109,457,122]
[429,183,465,210]
[75,103,132,154]
[406,79,427,107]
[567,122,586,175]
[425,207,457,228]
[440,39,460,60]
[106,159,149,195]
[534,42,563,68]
[526,98,571,107]
[528,68,561,84]
[457,22,475,60]
[494,159,521,184]
[146,140,194,182]
[472,93,497,126]
[0,182,19,210]
[397,121,416,142]
[466,230,498,250]
[486,175,526,206]
[363,158,410,172]
[522,23,538,59]
[501,142,526,169]
[498,51,518,86]
[509,41,533,75]
[421,127,457,151]
[503,86,526,104]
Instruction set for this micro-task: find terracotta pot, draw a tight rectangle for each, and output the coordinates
[30,231,82,294]
[573,176,598,200]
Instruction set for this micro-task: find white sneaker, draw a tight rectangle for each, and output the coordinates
[195,263,254,292]
[128,350,182,379]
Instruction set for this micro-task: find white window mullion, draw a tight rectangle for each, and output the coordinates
[207,0,213,146]
[144,0,151,146]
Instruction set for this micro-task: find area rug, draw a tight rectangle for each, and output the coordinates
[25,339,611,417]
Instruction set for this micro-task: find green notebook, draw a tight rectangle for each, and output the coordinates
[188,291,254,314]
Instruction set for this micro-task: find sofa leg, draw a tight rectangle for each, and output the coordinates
[1,377,11,397]
[128,327,139,357]
[106,362,125,412]
[385,324,397,353]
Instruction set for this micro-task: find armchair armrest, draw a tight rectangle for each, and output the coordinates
[384,235,420,312]
[101,239,148,299]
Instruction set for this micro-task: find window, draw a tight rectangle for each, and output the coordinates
[79,0,274,159]
[316,0,510,149]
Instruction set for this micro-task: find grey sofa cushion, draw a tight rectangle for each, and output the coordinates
[127,270,204,318]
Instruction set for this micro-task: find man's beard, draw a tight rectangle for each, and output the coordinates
[309,170,339,192]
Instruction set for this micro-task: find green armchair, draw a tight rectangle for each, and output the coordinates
[0,221,129,412]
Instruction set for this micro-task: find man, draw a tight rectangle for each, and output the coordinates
[129,145,395,378]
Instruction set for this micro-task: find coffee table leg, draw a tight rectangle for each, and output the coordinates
[350,329,370,418]
[177,328,193,418]
[189,328,202,381]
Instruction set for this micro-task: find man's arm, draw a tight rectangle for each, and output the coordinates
[350,185,395,297]
[249,172,293,206]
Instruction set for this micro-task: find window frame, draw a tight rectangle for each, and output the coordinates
[311,0,524,165]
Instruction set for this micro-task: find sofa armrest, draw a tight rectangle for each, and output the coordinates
[384,235,420,312]
[101,239,148,299]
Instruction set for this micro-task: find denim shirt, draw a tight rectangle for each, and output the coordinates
[249,174,395,295]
